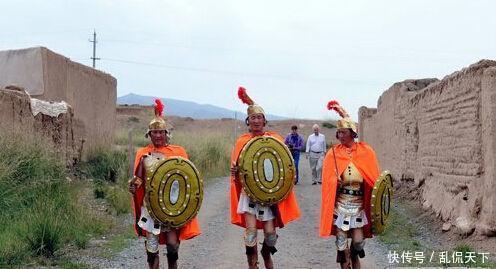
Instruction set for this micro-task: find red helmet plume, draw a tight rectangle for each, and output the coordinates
[237,86,254,106]
[154,98,164,117]
[327,100,349,118]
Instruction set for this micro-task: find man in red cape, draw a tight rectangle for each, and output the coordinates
[129,99,201,269]
[230,87,300,269]
[319,100,380,269]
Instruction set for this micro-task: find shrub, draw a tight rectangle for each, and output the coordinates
[322,122,336,129]
[82,148,127,183]
[25,204,63,257]
[78,148,131,215]
[106,185,131,215]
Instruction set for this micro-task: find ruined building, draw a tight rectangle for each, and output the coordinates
[0,47,117,163]
[359,60,496,236]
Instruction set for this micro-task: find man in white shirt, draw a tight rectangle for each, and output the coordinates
[306,124,326,185]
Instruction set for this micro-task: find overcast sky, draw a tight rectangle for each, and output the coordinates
[1,0,495,120]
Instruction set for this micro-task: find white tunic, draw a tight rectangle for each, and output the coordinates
[237,192,275,221]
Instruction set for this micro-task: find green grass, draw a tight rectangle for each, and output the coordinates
[81,148,128,183]
[0,136,111,266]
[172,131,231,178]
[77,148,131,215]
[105,185,132,215]
[377,203,495,267]
[322,122,336,129]
[377,205,424,252]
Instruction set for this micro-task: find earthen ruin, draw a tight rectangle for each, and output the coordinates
[359,60,496,237]
[0,47,117,161]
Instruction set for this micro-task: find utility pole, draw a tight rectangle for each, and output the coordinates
[89,30,100,68]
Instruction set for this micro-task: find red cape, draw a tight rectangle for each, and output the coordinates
[131,144,201,243]
[319,142,380,238]
[230,132,301,229]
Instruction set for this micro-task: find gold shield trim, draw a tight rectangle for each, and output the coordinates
[145,157,203,229]
[238,136,295,206]
[370,170,393,235]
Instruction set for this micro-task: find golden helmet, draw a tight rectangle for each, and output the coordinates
[145,99,168,137]
[327,100,357,134]
[238,86,265,117]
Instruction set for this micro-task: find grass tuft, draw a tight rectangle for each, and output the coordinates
[81,148,127,183]
[0,135,111,266]
[77,148,132,215]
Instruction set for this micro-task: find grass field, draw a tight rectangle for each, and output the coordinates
[0,136,112,266]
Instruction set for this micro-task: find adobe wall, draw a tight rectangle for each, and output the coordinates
[0,86,84,165]
[359,60,496,236]
[0,47,116,157]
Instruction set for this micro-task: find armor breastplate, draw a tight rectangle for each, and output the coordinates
[335,162,364,215]
[143,151,167,170]
[143,152,167,208]
[341,162,363,186]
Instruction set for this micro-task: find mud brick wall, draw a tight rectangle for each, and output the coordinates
[359,60,496,236]
[0,47,116,158]
[0,87,84,165]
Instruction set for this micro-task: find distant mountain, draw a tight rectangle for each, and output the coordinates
[117,93,286,120]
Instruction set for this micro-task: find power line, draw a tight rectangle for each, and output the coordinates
[1,28,91,38]
[99,57,383,85]
[101,57,280,78]
[89,30,100,68]
[97,36,492,60]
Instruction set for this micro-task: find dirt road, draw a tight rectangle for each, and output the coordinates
[80,160,389,268]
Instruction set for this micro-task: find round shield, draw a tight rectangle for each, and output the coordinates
[238,136,295,206]
[145,157,203,229]
[370,170,393,235]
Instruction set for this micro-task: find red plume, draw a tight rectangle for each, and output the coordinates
[327,100,349,118]
[327,100,340,110]
[154,99,164,117]
[238,86,254,105]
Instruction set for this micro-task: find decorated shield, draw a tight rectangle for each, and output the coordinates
[238,136,295,206]
[145,157,203,229]
[370,170,393,235]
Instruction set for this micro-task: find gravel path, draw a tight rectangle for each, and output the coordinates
[77,161,390,269]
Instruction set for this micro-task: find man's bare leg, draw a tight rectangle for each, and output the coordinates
[261,220,276,269]
[145,233,160,269]
[336,228,350,269]
[350,228,364,269]
[166,230,180,269]
[244,213,259,269]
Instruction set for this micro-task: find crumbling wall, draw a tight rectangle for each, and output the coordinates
[359,60,496,236]
[0,86,84,165]
[0,47,116,157]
